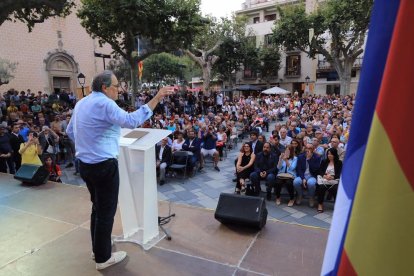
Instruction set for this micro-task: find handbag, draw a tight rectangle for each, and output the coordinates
[216,141,224,147]
[277,173,294,179]
[317,175,339,185]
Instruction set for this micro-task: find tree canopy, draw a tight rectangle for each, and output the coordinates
[0,0,74,31]
[273,0,373,95]
[78,0,204,103]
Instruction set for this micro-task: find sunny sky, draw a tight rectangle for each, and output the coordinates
[200,0,245,18]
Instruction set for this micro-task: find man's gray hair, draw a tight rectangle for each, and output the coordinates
[91,70,114,92]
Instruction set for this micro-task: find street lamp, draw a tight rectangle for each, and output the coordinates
[78,72,86,97]
[305,75,310,95]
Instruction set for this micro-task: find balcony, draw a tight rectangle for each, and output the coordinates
[245,21,275,36]
[317,57,364,71]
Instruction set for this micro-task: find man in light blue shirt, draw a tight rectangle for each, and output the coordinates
[66,70,172,270]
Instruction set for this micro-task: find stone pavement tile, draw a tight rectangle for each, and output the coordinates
[201,188,222,199]
[290,211,307,219]
[170,184,186,192]
[313,213,330,221]
[294,215,331,229]
[166,194,178,200]
[181,182,201,191]
[157,192,168,201]
[204,179,228,188]
[275,216,299,224]
[323,217,332,224]
[282,206,298,214]
[193,191,207,197]
[174,191,198,201]
[158,184,175,192]
[221,188,236,194]
[266,206,292,220]
[198,198,218,209]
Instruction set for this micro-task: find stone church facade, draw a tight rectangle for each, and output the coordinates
[0,1,112,97]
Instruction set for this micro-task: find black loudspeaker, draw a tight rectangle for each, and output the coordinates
[14,164,49,185]
[215,193,268,229]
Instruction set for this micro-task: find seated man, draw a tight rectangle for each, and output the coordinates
[199,125,220,172]
[181,129,201,174]
[293,144,321,207]
[249,142,278,196]
[155,138,172,185]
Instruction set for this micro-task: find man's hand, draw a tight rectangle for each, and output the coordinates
[302,178,307,189]
[155,87,175,100]
[147,87,175,111]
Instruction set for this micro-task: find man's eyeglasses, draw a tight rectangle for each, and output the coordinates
[111,83,120,88]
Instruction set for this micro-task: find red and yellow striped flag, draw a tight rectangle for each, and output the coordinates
[138,61,143,81]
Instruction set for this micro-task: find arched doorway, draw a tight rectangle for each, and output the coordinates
[44,50,79,94]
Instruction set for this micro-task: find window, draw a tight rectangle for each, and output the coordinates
[285,55,301,77]
[253,17,260,24]
[244,68,253,78]
[264,34,273,46]
[264,14,276,21]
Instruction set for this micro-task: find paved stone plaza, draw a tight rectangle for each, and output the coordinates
[61,123,333,230]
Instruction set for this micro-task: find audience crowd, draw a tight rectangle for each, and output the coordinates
[0,86,354,212]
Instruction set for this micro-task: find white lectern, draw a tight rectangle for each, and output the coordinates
[115,128,171,250]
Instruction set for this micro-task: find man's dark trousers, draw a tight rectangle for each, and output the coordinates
[80,158,119,263]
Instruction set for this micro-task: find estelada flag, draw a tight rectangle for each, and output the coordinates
[322,0,414,275]
[138,61,143,80]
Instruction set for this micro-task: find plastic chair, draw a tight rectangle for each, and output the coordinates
[169,151,191,179]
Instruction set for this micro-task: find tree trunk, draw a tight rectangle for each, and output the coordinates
[339,59,353,96]
[130,60,139,107]
[202,66,212,96]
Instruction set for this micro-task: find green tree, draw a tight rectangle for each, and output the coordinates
[77,0,203,105]
[213,38,244,87]
[107,57,131,83]
[0,0,74,31]
[273,0,373,95]
[141,53,184,83]
[0,58,18,86]
[258,45,281,88]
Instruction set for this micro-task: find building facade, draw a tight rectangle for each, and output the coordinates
[0,0,112,97]
[235,0,363,95]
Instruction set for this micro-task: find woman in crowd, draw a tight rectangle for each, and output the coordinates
[235,143,255,194]
[43,155,62,182]
[216,126,227,161]
[19,131,42,165]
[290,138,302,156]
[274,145,297,206]
[316,148,343,213]
[172,131,185,152]
[258,134,266,144]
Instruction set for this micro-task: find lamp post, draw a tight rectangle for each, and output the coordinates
[305,75,310,95]
[77,73,86,97]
